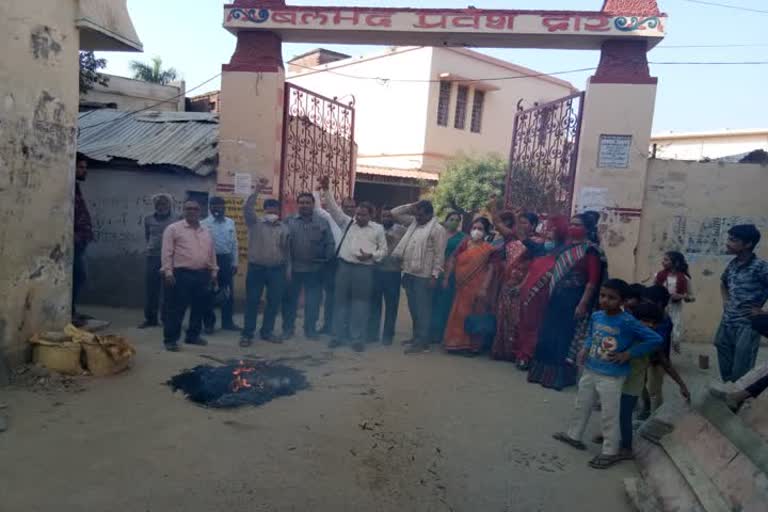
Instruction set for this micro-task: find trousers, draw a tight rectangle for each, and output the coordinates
[715,321,762,382]
[402,273,434,345]
[322,260,337,331]
[619,393,640,451]
[368,270,402,342]
[333,260,374,344]
[203,254,235,329]
[72,245,87,315]
[163,269,210,345]
[143,254,166,324]
[567,370,625,456]
[242,264,286,338]
[282,270,323,335]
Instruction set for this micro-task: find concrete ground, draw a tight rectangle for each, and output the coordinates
[2,304,716,512]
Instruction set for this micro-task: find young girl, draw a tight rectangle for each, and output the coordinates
[654,251,693,353]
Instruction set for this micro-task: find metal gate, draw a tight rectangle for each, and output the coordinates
[505,92,584,215]
[280,83,356,213]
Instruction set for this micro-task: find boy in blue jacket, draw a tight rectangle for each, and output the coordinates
[554,279,662,469]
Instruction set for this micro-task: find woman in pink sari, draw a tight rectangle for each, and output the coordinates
[442,218,496,354]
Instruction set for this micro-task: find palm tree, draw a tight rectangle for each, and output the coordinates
[129,56,178,85]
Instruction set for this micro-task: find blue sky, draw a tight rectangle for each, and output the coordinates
[98,0,768,133]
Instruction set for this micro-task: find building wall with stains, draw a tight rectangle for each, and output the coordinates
[79,166,214,308]
[0,1,82,364]
[636,159,768,343]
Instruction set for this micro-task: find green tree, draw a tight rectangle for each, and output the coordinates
[79,51,109,95]
[129,56,178,85]
[431,154,507,217]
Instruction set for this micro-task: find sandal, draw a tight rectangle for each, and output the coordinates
[588,454,623,469]
[552,432,586,450]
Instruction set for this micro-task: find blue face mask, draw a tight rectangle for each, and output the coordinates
[544,240,556,251]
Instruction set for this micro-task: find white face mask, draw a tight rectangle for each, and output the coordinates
[470,229,484,241]
[264,214,279,223]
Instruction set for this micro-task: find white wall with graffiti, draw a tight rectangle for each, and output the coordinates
[635,159,768,342]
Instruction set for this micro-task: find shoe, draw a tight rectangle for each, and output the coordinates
[328,339,344,349]
[261,333,283,344]
[282,330,295,340]
[401,338,414,346]
[239,336,253,348]
[138,320,159,329]
[382,337,393,346]
[351,342,365,353]
[184,338,208,346]
[164,343,180,352]
[203,326,215,335]
[516,359,530,371]
[404,344,430,355]
[222,323,241,332]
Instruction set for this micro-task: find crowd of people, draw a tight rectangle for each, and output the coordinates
[73,155,768,469]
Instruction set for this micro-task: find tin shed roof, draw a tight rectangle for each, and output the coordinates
[77,110,219,176]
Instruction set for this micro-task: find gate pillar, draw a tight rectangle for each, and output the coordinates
[218,29,285,198]
[572,39,658,281]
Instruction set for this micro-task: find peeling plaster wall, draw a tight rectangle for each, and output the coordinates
[79,166,214,308]
[636,159,768,343]
[0,1,80,364]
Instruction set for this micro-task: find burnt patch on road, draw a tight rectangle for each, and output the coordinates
[167,360,309,409]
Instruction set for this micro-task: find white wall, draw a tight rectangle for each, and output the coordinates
[84,74,185,112]
[422,48,576,173]
[636,159,768,343]
[652,133,768,161]
[287,47,433,171]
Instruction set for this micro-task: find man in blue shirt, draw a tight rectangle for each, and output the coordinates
[716,224,768,383]
[554,279,661,469]
[201,196,240,333]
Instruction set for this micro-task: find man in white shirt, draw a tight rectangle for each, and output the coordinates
[319,177,386,352]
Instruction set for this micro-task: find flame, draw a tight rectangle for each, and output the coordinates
[231,360,256,392]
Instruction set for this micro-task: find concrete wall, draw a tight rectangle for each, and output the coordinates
[652,132,768,161]
[287,47,433,172]
[79,166,214,308]
[0,1,82,365]
[422,48,576,173]
[636,159,768,343]
[83,74,185,112]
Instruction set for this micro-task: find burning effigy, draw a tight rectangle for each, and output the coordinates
[167,360,309,408]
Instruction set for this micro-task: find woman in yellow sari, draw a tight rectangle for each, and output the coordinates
[442,218,496,353]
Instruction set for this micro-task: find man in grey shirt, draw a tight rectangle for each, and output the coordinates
[139,193,175,328]
[368,206,407,345]
[281,192,335,339]
[240,181,292,346]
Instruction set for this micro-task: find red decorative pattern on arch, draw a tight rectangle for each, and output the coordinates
[601,0,661,16]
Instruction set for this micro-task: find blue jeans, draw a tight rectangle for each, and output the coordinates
[282,270,323,335]
[242,264,286,338]
[715,321,762,382]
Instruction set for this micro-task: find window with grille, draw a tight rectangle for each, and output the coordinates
[454,85,469,130]
[437,81,451,126]
[470,90,485,133]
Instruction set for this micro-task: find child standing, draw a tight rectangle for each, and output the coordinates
[654,251,693,353]
[620,301,690,458]
[553,279,662,469]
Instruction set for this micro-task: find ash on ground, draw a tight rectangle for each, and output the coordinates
[167,360,309,409]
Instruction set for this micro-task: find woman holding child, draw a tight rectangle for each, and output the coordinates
[527,214,607,390]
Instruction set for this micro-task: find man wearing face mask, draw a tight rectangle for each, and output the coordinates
[201,196,240,333]
[240,178,292,346]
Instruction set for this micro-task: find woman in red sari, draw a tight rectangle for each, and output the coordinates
[513,216,570,370]
[491,210,540,365]
[442,218,496,354]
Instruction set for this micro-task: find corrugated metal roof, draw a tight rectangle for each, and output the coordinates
[77,110,218,176]
[357,165,439,181]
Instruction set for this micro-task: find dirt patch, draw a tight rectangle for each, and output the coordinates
[10,364,85,394]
